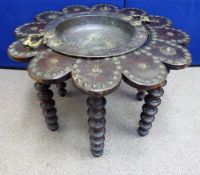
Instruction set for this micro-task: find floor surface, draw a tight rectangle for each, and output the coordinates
[0,68,200,175]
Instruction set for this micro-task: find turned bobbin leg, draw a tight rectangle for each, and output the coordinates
[56,82,67,97]
[136,90,146,101]
[35,82,59,131]
[87,96,106,157]
[138,87,164,136]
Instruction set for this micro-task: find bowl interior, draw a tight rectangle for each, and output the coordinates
[55,15,134,51]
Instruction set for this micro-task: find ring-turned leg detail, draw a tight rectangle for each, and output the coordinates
[138,87,164,136]
[136,90,146,101]
[56,82,67,97]
[87,96,106,157]
[34,82,59,131]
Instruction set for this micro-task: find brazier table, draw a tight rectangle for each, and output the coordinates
[8,4,192,157]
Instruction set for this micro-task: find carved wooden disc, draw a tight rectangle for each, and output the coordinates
[91,4,119,12]
[120,8,147,16]
[36,11,64,22]
[72,58,121,96]
[8,39,46,62]
[147,39,192,69]
[63,5,90,13]
[120,52,168,90]
[147,16,172,28]
[150,27,190,46]
[28,50,75,83]
[15,22,47,38]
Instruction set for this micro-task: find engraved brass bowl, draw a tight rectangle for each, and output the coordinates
[44,12,148,58]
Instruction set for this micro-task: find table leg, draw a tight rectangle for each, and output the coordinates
[87,96,106,157]
[138,87,164,136]
[56,82,67,97]
[34,82,59,131]
[136,90,146,101]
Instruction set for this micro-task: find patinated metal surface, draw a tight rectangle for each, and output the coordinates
[8,4,192,95]
[43,11,148,58]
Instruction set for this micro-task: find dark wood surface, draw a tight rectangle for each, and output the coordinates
[138,87,164,136]
[120,7,147,16]
[28,50,74,84]
[36,11,64,23]
[34,82,59,131]
[8,5,191,92]
[147,16,172,28]
[15,22,47,38]
[71,58,122,96]
[63,5,90,14]
[7,4,192,157]
[91,4,119,12]
[56,82,67,97]
[136,90,146,101]
[87,96,106,157]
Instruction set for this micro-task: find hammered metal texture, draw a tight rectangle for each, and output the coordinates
[44,11,148,58]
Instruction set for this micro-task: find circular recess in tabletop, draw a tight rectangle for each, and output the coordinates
[7,39,46,62]
[44,12,148,58]
[36,11,64,22]
[147,16,172,28]
[91,4,119,12]
[63,5,90,13]
[28,51,75,83]
[15,22,47,38]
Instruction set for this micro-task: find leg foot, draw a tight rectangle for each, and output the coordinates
[56,82,67,97]
[87,96,106,157]
[136,90,146,101]
[35,82,59,131]
[138,87,164,136]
